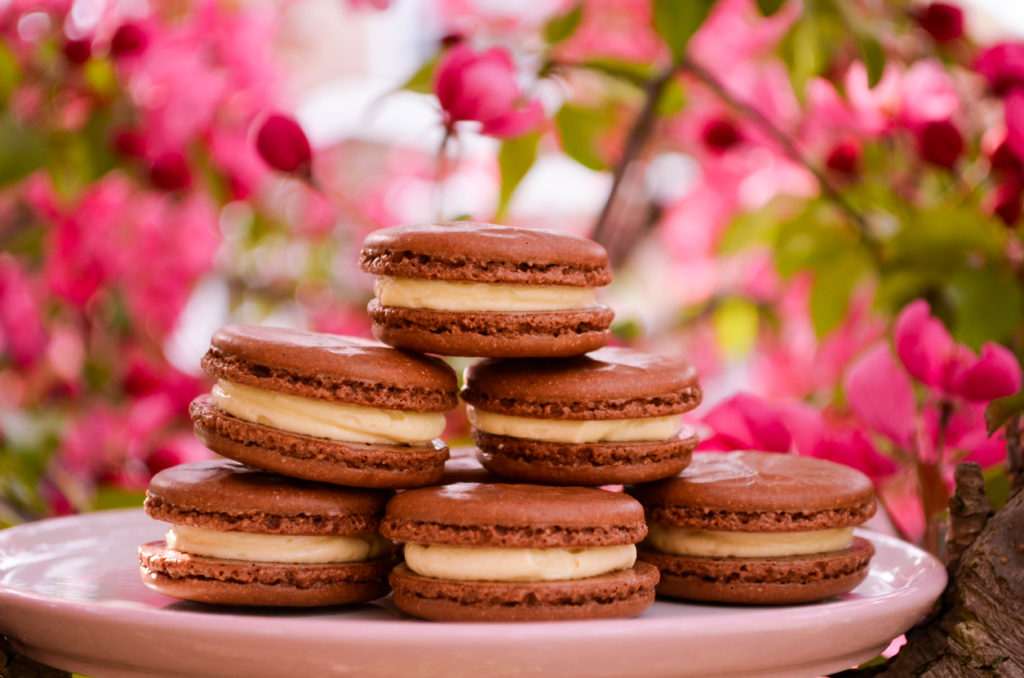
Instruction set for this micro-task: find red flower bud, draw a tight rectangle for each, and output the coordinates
[991,177,1023,226]
[110,127,147,158]
[255,113,313,177]
[110,23,148,59]
[990,138,1022,176]
[149,152,191,191]
[701,118,741,153]
[917,119,963,170]
[63,38,92,65]
[975,43,1024,96]
[917,3,964,43]
[825,142,861,176]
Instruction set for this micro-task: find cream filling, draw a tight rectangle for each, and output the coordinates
[166,525,392,564]
[402,543,636,582]
[646,524,855,558]
[374,276,598,312]
[467,406,683,444]
[211,379,445,445]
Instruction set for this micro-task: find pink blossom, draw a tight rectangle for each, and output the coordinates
[825,141,861,176]
[434,44,543,138]
[844,60,958,135]
[894,299,957,390]
[146,433,212,475]
[701,118,742,153]
[1004,89,1024,161]
[949,343,1022,402]
[62,37,92,64]
[556,0,663,64]
[148,151,192,191]
[844,343,917,449]
[699,392,792,453]
[255,113,313,176]
[109,22,149,59]
[975,43,1024,96]
[988,175,1023,226]
[0,255,47,367]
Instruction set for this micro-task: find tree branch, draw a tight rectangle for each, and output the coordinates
[679,56,883,257]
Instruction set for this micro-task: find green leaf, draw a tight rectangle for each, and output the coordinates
[948,265,1023,350]
[985,391,1024,436]
[778,18,820,101]
[0,43,21,104]
[400,53,440,94]
[809,251,871,336]
[496,131,540,219]
[712,297,759,358]
[0,113,49,187]
[84,59,118,98]
[655,78,686,116]
[92,486,146,511]
[578,59,655,88]
[856,33,886,88]
[652,0,717,62]
[544,4,584,45]
[555,104,612,171]
[983,464,1012,511]
[611,318,644,341]
[756,0,787,16]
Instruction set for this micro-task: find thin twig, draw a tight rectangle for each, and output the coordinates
[679,56,883,256]
[591,65,677,259]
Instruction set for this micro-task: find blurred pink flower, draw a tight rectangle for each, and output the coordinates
[844,343,917,449]
[701,118,742,153]
[825,141,861,176]
[699,392,792,453]
[146,433,211,475]
[949,343,1022,401]
[1003,89,1024,161]
[557,0,663,63]
[255,113,313,176]
[988,175,1023,226]
[0,255,47,367]
[434,44,543,138]
[780,401,899,482]
[62,37,92,64]
[975,43,1024,95]
[148,151,192,191]
[845,60,958,135]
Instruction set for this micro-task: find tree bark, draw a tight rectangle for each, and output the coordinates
[833,461,1024,677]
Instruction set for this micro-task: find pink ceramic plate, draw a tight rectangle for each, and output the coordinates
[0,509,944,678]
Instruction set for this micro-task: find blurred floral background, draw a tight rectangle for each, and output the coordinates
[3,0,1024,558]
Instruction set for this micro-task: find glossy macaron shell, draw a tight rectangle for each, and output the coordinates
[202,325,458,411]
[629,451,877,530]
[144,459,391,535]
[461,347,703,420]
[359,222,613,287]
[381,482,647,548]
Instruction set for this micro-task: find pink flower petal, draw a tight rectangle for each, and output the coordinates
[949,342,1022,402]
[1005,89,1024,161]
[699,392,792,453]
[845,343,917,449]
[894,299,955,389]
[480,99,544,138]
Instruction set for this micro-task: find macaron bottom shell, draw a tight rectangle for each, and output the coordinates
[138,542,393,607]
[639,536,875,605]
[388,561,660,622]
[473,428,699,486]
[367,301,614,358]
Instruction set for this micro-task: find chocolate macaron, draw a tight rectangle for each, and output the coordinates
[189,325,457,489]
[461,348,702,485]
[628,451,877,605]
[359,222,614,357]
[382,483,659,621]
[139,460,393,606]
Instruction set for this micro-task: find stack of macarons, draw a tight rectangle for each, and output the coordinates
[140,220,876,618]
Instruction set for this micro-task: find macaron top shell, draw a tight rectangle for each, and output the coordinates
[202,325,458,411]
[461,347,702,420]
[359,222,612,287]
[381,483,647,548]
[629,451,876,531]
[145,460,392,536]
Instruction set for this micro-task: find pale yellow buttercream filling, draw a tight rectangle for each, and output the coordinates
[467,406,683,444]
[402,543,636,581]
[374,276,598,312]
[166,525,392,564]
[211,379,445,445]
[645,524,855,558]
